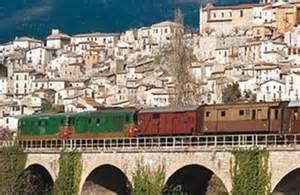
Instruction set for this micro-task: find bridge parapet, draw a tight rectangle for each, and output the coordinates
[12,134,300,153]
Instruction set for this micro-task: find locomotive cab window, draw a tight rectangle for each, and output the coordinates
[96,118,101,125]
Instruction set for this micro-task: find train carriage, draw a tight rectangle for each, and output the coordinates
[17,108,138,140]
[17,113,68,140]
[69,108,137,138]
[202,102,290,134]
[137,105,203,136]
[287,101,300,133]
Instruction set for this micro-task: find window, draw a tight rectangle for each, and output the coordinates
[88,118,92,124]
[274,109,279,119]
[240,10,244,17]
[213,13,216,18]
[252,110,256,120]
[126,115,130,122]
[239,110,244,116]
[221,12,224,18]
[96,118,101,124]
[206,112,210,117]
[221,111,226,117]
[229,12,232,17]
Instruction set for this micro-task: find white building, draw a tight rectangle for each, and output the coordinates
[26,47,56,68]
[255,63,282,84]
[257,79,285,102]
[0,116,19,132]
[0,77,8,95]
[13,37,43,49]
[46,29,71,49]
[151,21,184,47]
[71,32,120,49]
[13,69,34,97]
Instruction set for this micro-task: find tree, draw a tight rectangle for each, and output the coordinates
[174,8,184,26]
[222,83,242,104]
[132,159,166,195]
[41,101,64,113]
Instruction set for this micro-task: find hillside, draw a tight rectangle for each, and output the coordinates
[0,0,258,43]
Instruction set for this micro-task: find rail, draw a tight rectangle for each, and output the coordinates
[0,140,15,148]
[9,134,300,152]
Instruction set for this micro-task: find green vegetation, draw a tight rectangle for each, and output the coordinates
[132,159,166,195]
[0,146,27,195]
[53,150,82,195]
[232,148,271,195]
[41,101,64,113]
[222,82,242,104]
[132,159,187,195]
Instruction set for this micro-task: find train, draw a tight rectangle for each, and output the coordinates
[16,101,300,141]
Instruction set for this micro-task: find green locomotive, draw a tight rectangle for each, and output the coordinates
[17,108,137,140]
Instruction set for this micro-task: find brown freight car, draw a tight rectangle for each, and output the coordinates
[287,101,300,133]
[137,105,203,136]
[202,102,290,134]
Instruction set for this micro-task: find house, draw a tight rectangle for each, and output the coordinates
[0,116,19,132]
[254,63,282,84]
[144,88,174,107]
[55,87,92,105]
[275,3,300,33]
[137,27,153,52]
[26,47,56,68]
[0,77,8,95]
[251,25,275,40]
[120,29,138,44]
[71,32,120,55]
[0,42,14,57]
[200,3,255,35]
[65,96,103,113]
[257,79,286,102]
[114,41,133,57]
[151,21,184,47]
[60,63,85,78]
[13,37,43,49]
[32,89,56,103]
[285,72,300,101]
[13,69,35,97]
[46,29,71,49]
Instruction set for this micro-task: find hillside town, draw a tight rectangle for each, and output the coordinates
[0,0,300,133]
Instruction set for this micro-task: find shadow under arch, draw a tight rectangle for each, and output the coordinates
[17,164,54,194]
[81,164,131,195]
[163,164,228,195]
[272,167,300,195]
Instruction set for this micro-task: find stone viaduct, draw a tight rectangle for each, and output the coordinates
[24,147,300,194]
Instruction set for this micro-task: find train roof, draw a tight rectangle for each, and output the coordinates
[70,108,136,116]
[204,102,283,108]
[139,105,200,113]
[288,101,300,107]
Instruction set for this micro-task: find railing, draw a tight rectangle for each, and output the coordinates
[11,134,300,152]
[0,140,15,148]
